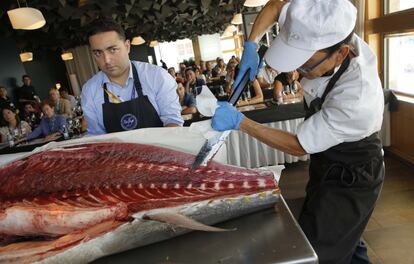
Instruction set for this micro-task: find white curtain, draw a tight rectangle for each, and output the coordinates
[64,45,98,89]
[226,119,309,168]
[352,0,365,38]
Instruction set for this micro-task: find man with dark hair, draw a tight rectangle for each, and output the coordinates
[15,75,40,105]
[184,67,206,95]
[212,0,384,263]
[176,81,197,115]
[81,19,183,135]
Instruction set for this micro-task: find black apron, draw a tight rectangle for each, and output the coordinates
[102,63,163,133]
[300,56,385,264]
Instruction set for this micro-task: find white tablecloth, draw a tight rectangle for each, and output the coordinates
[226,118,309,168]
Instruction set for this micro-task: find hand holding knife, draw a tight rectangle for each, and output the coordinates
[191,45,268,169]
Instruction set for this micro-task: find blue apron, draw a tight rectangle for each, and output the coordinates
[102,63,163,133]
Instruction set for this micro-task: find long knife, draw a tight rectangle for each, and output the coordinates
[191,45,268,169]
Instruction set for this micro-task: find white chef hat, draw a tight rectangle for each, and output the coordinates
[264,0,357,72]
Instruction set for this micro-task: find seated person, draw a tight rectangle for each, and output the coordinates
[22,102,42,129]
[49,87,72,118]
[273,70,303,103]
[228,65,264,107]
[0,86,13,109]
[203,61,213,82]
[168,67,186,84]
[0,105,31,143]
[236,79,264,107]
[168,67,177,78]
[60,88,77,109]
[194,66,207,83]
[257,64,278,89]
[224,60,238,94]
[24,101,66,142]
[177,82,197,115]
[211,58,226,81]
[184,67,206,95]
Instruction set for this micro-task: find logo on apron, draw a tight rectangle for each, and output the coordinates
[120,113,138,130]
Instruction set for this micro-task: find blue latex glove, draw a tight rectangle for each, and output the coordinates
[233,41,259,88]
[212,101,245,131]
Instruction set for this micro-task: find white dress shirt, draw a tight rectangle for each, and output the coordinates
[81,61,183,135]
[297,34,384,154]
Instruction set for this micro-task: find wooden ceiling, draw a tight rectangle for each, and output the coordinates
[0,0,251,51]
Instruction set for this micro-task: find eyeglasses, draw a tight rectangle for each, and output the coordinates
[297,50,338,76]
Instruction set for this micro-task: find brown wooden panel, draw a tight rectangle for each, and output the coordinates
[192,37,201,66]
[366,8,414,35]
[366,0,381,20]
[390,101,414,164]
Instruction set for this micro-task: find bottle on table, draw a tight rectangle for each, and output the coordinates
[283,84,291,95]
[7,134,14,147]
[219,85,225,96]
[62,125,70,140]
[246,88,252,100]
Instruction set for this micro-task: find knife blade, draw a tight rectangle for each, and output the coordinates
[191,46,268,169]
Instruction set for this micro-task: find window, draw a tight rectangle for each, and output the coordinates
[385,33,414,95]
[366,1,414,96]
[154,39,195,70]
[219,33,243,63]
[220,38,236,52]
[385,0,414,14]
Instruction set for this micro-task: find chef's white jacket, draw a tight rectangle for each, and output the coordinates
[297,34,384,154]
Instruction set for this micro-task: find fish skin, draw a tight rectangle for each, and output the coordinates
[0,142,279,263]
[0,220,124,264]
[0,203,128,236]
[41,192,279,264]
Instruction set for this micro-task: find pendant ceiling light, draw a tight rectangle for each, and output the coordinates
[131,36,145,45]
[20,52,33,62]
[231,13,243,25]
[149,40,159,47]
[7,1,46,30]
[244,0,269,7]
[61,52,74,61]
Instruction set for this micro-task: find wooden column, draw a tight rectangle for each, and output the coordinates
[192,37,202,65]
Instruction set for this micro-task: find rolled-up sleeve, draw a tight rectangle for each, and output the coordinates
[297,109,342,154]
[153,69,184,126]
[297,97,378,154]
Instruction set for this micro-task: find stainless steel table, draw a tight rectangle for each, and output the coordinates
[93,196,317,264]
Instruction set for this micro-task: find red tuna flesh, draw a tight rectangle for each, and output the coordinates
[0,143,279,260]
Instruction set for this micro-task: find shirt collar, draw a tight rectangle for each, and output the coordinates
[301,64,342,98]
[102,61,134,86]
